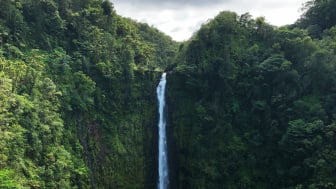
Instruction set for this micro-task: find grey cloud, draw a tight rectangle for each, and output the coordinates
[112,0,231,8]
[112,0,308,41]
[170,26,182,33]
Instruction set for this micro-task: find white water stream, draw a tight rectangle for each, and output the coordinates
[157,73,169,189]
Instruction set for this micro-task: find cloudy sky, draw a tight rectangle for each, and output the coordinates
[111,0,308,41]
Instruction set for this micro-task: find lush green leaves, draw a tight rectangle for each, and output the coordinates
[169,8,336,189]
[0,0,177,188]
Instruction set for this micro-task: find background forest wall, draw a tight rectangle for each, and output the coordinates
[168,8,336,189]
[2,0,336,188]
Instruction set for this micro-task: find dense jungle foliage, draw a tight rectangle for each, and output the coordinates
[168,0,336,188]
[0,0,177,188]
[1,0,336,188]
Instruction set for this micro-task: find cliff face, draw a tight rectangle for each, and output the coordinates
[71,70,162,189]
[2,0,336,188]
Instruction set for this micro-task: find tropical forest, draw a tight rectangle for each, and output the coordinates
[0,0,336,188]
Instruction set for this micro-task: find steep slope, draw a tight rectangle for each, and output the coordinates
[295,0,336,37]
[168,10,336,188]
[0,0,177,188]
[2,0,336,188]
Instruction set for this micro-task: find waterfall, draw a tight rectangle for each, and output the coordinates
[157,73,169,189]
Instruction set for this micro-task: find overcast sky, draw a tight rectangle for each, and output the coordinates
[111,0,309,41]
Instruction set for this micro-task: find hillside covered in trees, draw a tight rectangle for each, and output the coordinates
[1,0,336,188]
[168,0,336,188]
[0,0,177,188]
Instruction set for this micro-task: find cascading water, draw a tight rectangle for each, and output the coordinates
[157,73,169,189]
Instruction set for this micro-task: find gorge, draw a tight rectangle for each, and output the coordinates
[1,0,336,188]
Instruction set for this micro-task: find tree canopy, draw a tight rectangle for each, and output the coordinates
[1,0,336,188]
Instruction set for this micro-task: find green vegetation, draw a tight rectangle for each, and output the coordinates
[1,0,336,188]
[168,2,336,188]
[0,0,177,188]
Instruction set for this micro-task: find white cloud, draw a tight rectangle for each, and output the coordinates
[112,0,308,41]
